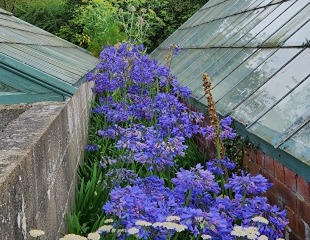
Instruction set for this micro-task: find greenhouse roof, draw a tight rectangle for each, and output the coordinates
[150,0,310,177]
[0,8,99,104]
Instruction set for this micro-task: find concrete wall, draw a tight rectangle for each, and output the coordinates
[0,82,93,239]
[0,104,30,131]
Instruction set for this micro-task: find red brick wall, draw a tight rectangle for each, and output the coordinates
[243,148,310,240]
[185,100,310,239]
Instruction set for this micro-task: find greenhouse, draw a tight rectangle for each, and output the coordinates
[0,7,98,104]
[150,0,310,239]
[0,0,309,239]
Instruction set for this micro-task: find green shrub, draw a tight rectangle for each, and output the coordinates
[14,0,68,34]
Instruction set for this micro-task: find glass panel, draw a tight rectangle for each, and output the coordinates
[233,1,294,47]
[283,20,310,47]
[0,82,20,93]
[0,17,43,35]
[170,49,207,82]
[183,20,223,47]
[232,48,310,126]
[15,45,86,76]
[238,0,264,12]
[150,49,166,66]
[159,29,188,48]
[216,48,301,116]
[206,0,247,21]
[249,76,310,146]
[149,49,164,61]
[271,0,288,3]
[181,9,207,29]
[178,26,206,47]
[192,48,256,100]
[255,0,273,8]
[210,10,263,47]
[205,48,256,86]
[0,45,79,84]
[178,49,226,86]
[169,48,191,73]
[224,4,279,46]
[201,0,227,10]
[247,1,310,46]
[190,0,251,35]
[264,4,310,47]
[198,15,242,47]
[212,49,276,102]
[188,7,216,27]
[279,121,310,165]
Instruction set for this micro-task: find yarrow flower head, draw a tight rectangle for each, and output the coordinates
[87,232,101,240]
[252,216,269,224]
[59,234,87,240]
[166,215,181,222]
[29,229,45,238]
[97,225,115,233]
[135,220,152,227]
[127,227,139,235]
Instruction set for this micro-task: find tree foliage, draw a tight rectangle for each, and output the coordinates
[2,0,207,54]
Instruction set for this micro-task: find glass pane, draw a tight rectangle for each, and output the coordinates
[264,4,310,46]
[152,50,167,66]
[271,0,288,3]
[178,26,206,47]
[212,49,276,102]
[255,0,273,8]
[201,0,228,10]
[213,9,264,47]
[249,76,310,146]
[213,0,253,20]
[216,48,301,116]
[182,9,207,28]
[191,6,220,27]
[279,121,310,165]
[224,4,279,46]
[192,48,256,100]
[169,48,191,73]
[233,1,294,46]
[0,45,79,84]
[283,20,310,47]
[232,48,310,126]
[170,49,207,83]
[184,20,223,47]
[160,29,188,48]
[0,82,20,93]
[178,49,230,84]
[241,0,266,11]
[247,1,310,46]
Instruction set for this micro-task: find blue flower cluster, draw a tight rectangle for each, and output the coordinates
[86,43,288,239]
[102,163,287,239]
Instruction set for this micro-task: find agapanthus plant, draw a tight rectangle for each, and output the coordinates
[103,164,287,239]
[75,42,289,240]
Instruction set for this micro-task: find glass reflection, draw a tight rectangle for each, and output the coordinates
[232,48,310,126]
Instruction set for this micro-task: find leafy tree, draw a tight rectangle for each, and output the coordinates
[13,0,68,34]
[58,0,124,56]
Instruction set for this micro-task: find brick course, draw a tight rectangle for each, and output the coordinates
[243,149,310,240]
[185,100,310,239]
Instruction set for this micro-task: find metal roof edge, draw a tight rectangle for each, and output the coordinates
[0,53,77,96]
[186,95,310,182]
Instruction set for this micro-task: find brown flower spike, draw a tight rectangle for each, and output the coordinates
[202,73,225,158]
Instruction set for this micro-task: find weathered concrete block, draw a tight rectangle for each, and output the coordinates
[0,82,94,239]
